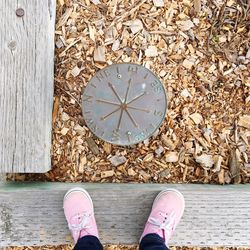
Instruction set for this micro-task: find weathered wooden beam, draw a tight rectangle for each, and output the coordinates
[0,0,56,173]
[0,183,249,247]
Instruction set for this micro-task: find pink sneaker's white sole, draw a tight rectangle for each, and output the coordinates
[63,187,94,210]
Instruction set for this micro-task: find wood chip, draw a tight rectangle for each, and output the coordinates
[109,155,127,166]
[187,127,209,150]
[161,135,175,150]
[195,154,214,169]
[214,155,223,172]
[103,142,112,154]
[52,96,60,126]
[86,137,100,155]
[229,149,241,184]
[190,113,203,125]
[94,46,106,62]
[159,169,171,178]
[194,0,201,13]
[139,170,151,180]
[124,19,143,34]
[153,0,164,7]
[238,115,250,130]
[183,57,195,69]
[143,153,154,162]
[155,146,164,156]
[61,112,70,121]
[181,89,192,98]
[128,168,136,176]
[177,20,194,31]
[145,46,158,57]
[101,170,114,178]
[112,39,120,51]
[91,0,100,5]
[79,156,87,173]
[218,169,225,184]
[60,127,69,135]
[165,151,179,162]
[71,66,81,77]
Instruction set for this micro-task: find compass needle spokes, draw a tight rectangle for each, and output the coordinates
[117,109,124,130]
[101,107,121,121]
[125,109,138,128]
[124,79,132,103]
[127,91,146,105]
[127,106,150,113]
[108,82,123,103]
[97,99,120,106]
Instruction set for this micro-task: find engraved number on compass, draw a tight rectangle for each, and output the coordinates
[128,65,138,73]
[151,80,163,93]
[154,110,164,117]
[83,94,94,103]
[135,132,145,142]
[96,70,110,82]
[111,129,120,142]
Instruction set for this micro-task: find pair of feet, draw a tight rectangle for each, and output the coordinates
[63,188,185,246]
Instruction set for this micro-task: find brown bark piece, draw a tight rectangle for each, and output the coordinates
[229,149,241,184]
[86,137,100,155]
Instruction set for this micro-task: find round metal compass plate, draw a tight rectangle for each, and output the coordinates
[82,63,167,146]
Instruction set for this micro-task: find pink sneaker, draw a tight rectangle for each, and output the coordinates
[140,189,185,246]
[63,188,99,243]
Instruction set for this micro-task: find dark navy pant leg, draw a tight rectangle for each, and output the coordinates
[139,233,169,250]
[74,235,103,250]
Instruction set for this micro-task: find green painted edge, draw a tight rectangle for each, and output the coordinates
[0,182,249,192]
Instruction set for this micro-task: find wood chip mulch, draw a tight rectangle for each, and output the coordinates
[8,0,250,185]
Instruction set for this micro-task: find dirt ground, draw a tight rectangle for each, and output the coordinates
[7,0,250,249]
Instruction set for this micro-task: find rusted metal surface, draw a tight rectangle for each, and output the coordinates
[82,63,167,145]
[16,8,25,17]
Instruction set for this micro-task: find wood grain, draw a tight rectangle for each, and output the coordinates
[0,0,56,173]
[0,183,249,247]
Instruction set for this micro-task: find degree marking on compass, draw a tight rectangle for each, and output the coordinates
[111,129,120,142]
[96,70,110,82]
[83,94,94,103]
[150,123,155,128]
[128,65,138,73]
[92,125,97,132]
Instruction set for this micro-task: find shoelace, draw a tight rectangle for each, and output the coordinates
[148,211,176,241]
[68,213,92,232]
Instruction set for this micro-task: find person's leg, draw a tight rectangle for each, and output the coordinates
[73,235,103,250]
[139,189,185,250]
[63,187,103,250]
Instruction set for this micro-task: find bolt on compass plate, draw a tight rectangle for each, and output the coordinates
[82,63,167,146]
